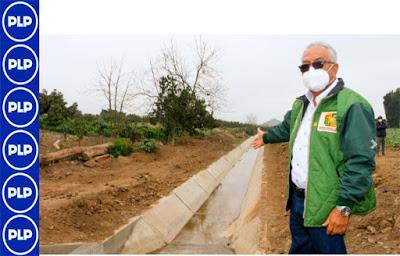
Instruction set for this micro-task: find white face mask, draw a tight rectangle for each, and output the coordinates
[302,67,333,92]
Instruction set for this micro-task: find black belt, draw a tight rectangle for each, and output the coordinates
[293,186,305,198]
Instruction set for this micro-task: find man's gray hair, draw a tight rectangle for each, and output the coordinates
[303,41,338,63]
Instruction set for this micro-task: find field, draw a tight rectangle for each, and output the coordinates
[386,128,400,150]
[40,129,246,244]
[39,126,400,251]
[259,143,400,253]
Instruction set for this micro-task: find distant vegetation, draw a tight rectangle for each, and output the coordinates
[386,128,400,150]
[382,89,400,150]
[383,88,400,128]
[40,88,256,146]
[40,38,259,149]
[40,89,163,141]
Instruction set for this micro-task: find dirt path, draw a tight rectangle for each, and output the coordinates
[258,143,290,253]
[259,143,400,253]
[40,134,239,245]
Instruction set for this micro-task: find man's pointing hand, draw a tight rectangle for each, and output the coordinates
[252,127,266,149]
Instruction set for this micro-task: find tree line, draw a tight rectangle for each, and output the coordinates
[383,88,400,128]
[40,87,255,143]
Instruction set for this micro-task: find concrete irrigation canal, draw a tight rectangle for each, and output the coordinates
[155,147,259,254]
[41,137,263,254]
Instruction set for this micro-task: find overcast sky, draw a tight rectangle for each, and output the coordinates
[39,0,400,123]
[40,34,400,123]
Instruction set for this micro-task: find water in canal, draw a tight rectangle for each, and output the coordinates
[156,147,259,254]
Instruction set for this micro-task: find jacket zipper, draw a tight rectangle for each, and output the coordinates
[289,100,304,203]
[303,109,315,219]
[302,93,336,220]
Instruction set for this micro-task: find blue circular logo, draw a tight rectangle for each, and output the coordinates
[2,215,38,255]
[2,130,38,171]
[2,44,38,85]
[3,87,38,128]
[2,173,38,214]
[2,1,38,42]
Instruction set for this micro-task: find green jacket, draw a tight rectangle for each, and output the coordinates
[263,78,376,227]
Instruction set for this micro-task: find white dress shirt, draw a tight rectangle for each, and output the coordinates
[291,79,338,189]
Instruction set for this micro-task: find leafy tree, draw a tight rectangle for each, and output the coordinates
[99,109,126,123]
[66,102,81,119]
[69,118,87,145]
[383,88,400,128]
[151,76,215,143]
[40,89,81,122]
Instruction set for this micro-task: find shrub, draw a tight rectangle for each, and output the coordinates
[136,126,166,140]
[193,128,206,139]
[103,127,112,137]
[142,139,159,153]
[115,124,142,142]
[244,126,257,136]
[107,138,133,157]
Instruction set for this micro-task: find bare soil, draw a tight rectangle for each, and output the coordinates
[259,143,400,254]
[40,132,238,244]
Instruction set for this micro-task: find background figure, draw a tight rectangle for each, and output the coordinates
[376,116,387,155]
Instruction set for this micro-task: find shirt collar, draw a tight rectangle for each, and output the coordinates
[305,78,338,106]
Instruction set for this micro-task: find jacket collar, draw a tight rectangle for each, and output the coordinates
[297,77,345,103]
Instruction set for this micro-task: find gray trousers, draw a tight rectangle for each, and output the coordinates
[377,137,385,155]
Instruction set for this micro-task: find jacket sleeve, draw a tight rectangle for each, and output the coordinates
[377,122,387,130]
[337,103,376,209]
[262,110,291,144]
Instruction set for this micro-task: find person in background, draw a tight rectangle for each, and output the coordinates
[376,115,387,156]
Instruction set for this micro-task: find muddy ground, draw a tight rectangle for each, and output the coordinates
[40,132,239,244]
[259,143,400,254]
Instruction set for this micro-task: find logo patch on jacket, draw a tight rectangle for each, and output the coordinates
[317,111,337,133]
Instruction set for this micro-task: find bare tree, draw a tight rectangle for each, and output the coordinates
[245,113,258,125]
[93,58,138,125]
[143,37,225,114]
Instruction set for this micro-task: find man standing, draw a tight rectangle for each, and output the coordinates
[252,42,376,254]
[376,116,387,156]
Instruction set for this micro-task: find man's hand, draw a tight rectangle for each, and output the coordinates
[252,127,266,149]
[322,208,349,235]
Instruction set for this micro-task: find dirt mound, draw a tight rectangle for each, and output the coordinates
[346,150,400,253]
[40,133,237,244]
[41,176,163,243]
[259,143,400,253]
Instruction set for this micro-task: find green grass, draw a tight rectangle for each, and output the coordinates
[386,128,400,150]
